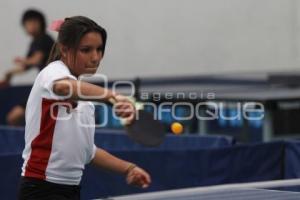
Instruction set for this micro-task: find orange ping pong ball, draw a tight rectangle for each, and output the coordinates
[171,122,183,135]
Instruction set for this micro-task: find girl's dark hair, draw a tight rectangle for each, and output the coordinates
[22,9,46,32]
[48,16,107,64]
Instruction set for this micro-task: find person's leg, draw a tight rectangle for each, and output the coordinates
[6,105,25,126]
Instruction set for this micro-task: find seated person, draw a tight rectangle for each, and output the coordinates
[0,9,54,126]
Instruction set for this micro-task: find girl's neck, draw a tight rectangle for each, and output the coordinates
[60,59,79,78]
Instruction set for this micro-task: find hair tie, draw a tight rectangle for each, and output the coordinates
[49,19,64,32]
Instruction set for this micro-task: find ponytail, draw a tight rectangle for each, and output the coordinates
[47,42,61,64]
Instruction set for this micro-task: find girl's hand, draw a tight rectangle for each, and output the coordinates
[114,95,136,125]
[126,165,151,188]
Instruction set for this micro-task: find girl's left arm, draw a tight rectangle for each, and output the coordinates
[91,148,151,188]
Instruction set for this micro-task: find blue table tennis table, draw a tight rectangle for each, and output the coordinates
[134,73,300,142]
[95,179,300,199]
[2,72,296,142]
[96,188,300,200]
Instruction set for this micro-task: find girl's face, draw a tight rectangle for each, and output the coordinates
[62,32,104,77]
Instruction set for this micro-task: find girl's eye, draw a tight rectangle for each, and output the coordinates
[79,46,103,53]
[80,48,90,53]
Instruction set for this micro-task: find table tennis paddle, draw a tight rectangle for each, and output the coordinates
[109,97,166,147]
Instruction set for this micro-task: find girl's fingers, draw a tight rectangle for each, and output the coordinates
[114,103,135,118]
[126,167,151,188]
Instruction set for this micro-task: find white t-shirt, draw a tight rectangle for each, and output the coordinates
[21,60,97,185]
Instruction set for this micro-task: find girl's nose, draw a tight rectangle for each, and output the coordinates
[92,51,100,61]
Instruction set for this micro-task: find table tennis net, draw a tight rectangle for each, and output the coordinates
[97,178,300,200]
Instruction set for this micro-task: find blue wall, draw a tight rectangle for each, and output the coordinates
[0,127,298,200]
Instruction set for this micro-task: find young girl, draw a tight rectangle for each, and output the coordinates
[18,16,151,200]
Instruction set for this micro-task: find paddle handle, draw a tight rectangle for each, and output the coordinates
[108,96,117,104]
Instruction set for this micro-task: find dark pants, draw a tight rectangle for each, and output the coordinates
[18,177,81,200]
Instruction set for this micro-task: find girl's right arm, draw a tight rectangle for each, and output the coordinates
[52,78,135,120]
[52,79,114,102]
